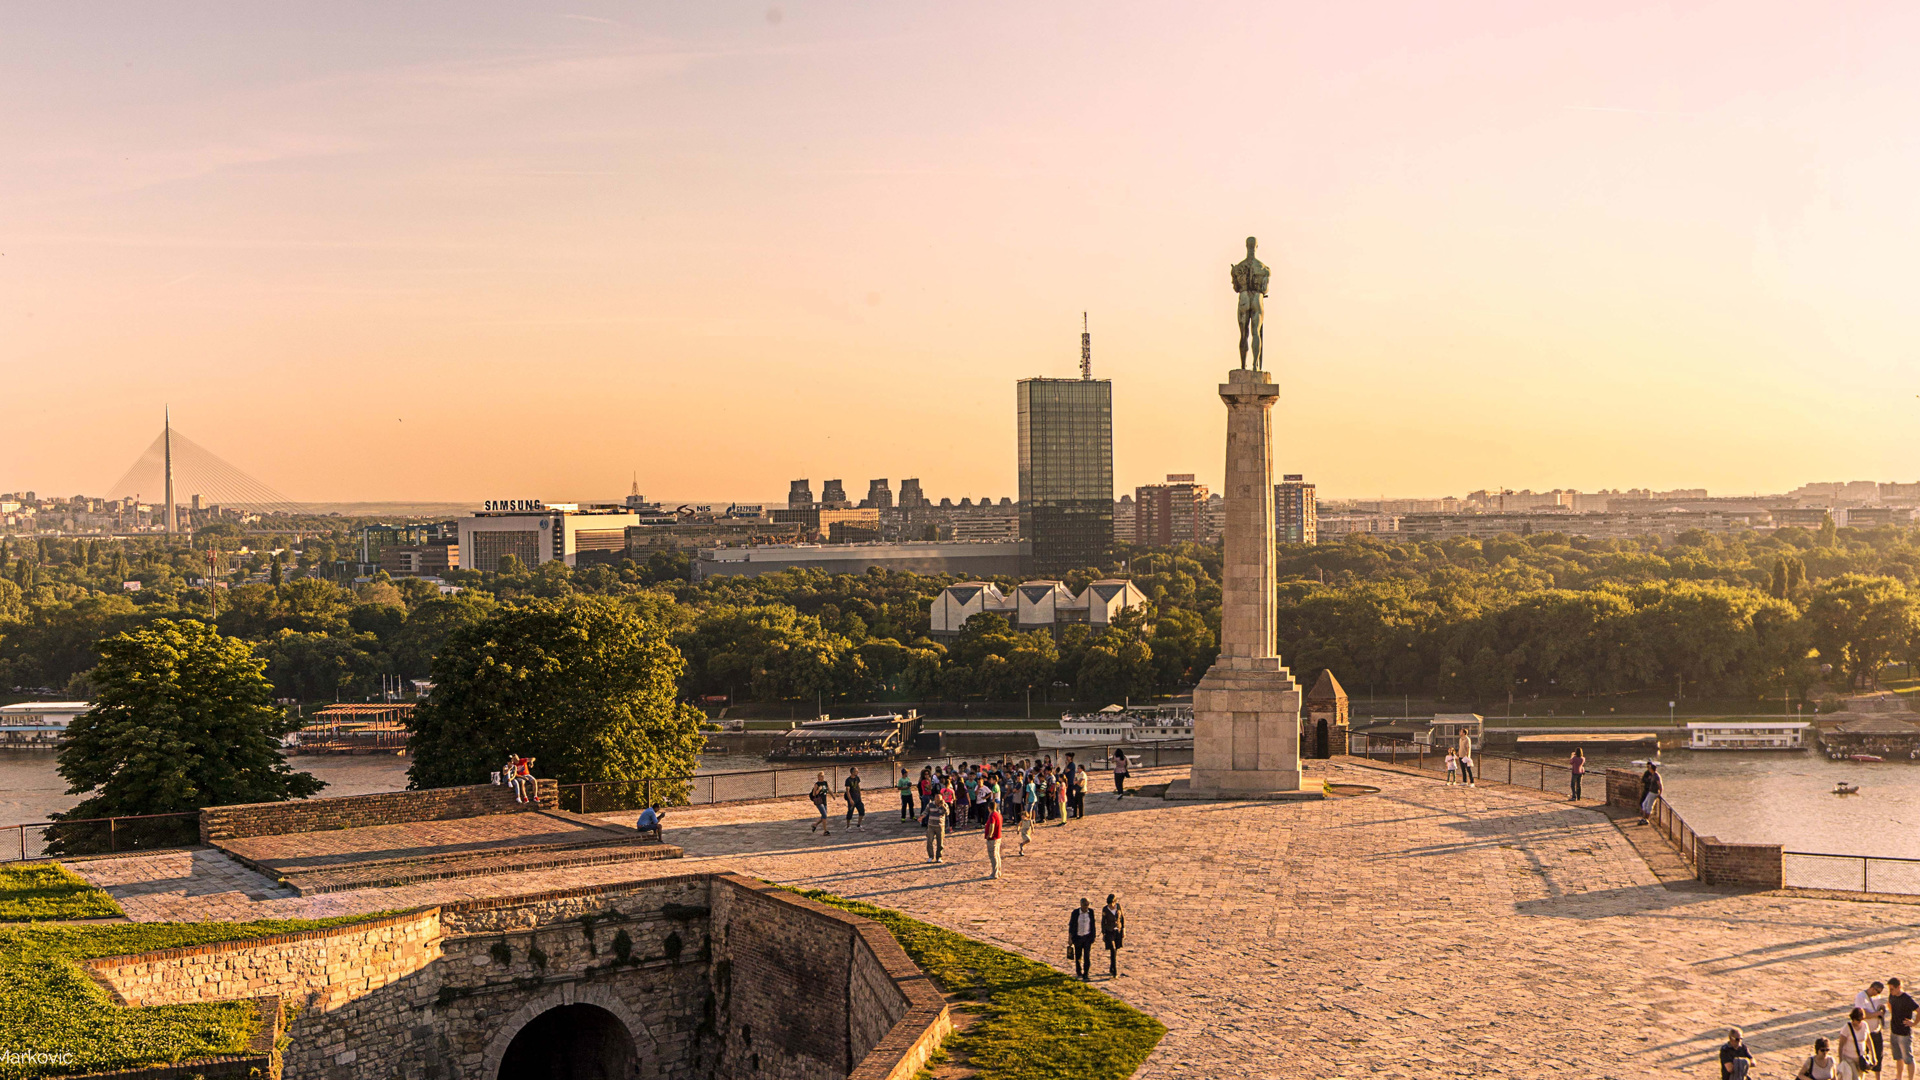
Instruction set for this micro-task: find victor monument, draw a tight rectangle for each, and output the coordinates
[1171,236,1319,800]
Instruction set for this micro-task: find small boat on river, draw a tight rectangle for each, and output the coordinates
[1834,782,1861,795]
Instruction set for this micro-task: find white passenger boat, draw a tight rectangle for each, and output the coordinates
[1037,704,1194,748]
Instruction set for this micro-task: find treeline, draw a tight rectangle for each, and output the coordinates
[8,521,1920,709]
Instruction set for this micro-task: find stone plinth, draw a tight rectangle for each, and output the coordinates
[1176,368,1319,800]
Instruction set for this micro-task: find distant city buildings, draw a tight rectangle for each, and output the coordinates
[1133,474,1210,546]
[1016,376,1114,574]
[1276,474,1317,545]
[695,540,1024,581]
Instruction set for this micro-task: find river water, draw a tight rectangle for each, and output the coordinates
[6,747,1913,861]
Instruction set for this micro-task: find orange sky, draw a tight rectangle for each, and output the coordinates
[5,2,1919,505]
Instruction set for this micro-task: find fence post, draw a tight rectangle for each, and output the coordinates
[109,817,117,854]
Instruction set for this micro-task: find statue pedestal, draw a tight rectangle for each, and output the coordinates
[1170,367,1322,801]
[1169,659,1319,799]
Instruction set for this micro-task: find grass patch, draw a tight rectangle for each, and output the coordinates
[0,915,380,1077]
[0,863,125,923]
[790,888,1164,1080]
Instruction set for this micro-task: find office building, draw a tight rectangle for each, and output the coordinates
[862,479,893,509]
[1276,474,1317,545]
[1112,496,1136,545]
[820,480,850,508]
[457,502,643,571]
[1017,376,1113,574]
[1134,474,1210,546]
[788,480,813,511]
[898,479,928,508]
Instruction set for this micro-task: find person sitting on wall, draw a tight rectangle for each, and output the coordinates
[635,804,663,841]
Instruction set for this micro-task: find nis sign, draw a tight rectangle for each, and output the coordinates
[484,499,545,512]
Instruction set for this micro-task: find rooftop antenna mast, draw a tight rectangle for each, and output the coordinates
[1080,312,1092,380]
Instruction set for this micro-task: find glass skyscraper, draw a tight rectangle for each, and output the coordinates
[1017,377,1113,575]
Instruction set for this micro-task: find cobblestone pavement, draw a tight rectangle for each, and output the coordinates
[69,762,1920,1077]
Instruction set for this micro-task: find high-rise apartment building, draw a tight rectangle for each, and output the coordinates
[1276,474,1317,545]
[1133,474,1210,547]
[787,480,813,511]
[819,480,850,508]
[898,478,928,508]
[1017,376,1113,574]
[863,479,893,509]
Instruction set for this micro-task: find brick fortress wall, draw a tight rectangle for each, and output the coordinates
[200,779,559,841]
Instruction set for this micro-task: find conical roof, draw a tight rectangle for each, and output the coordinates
[1306,668,1347,703]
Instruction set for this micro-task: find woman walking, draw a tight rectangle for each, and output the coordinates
[808,773,833,836]
[1796,1037,1837,1079]
[1569,748,1586,801]
[1101,893,1126,977]
[1112,751,1131,797]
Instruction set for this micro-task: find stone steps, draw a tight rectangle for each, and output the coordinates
[280,838,683,895]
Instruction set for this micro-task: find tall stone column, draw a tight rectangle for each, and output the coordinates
[1173,368,1320,799]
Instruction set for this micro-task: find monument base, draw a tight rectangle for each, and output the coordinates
[1163,778,1326,802]
[1182,659,1322,799]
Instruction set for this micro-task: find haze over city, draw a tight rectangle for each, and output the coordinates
[8,1,1920,502]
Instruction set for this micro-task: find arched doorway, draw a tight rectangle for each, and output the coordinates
[1314,718,1329,759]
[498,1003,637,1080]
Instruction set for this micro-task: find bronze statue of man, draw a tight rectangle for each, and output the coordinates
[1230,236,1271,371]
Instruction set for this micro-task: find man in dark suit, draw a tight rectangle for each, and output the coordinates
[1068,898,1097,981]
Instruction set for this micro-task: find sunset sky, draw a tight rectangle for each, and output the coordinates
[6,2,1919,505]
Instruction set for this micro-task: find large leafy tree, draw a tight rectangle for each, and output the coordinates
[57,618,323,819]
[407,597,706,789]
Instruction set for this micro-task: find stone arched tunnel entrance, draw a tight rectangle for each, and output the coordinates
[498,1003,636,1080]
[81,872,951,1080]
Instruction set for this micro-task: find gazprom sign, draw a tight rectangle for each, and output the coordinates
[483,499,545,512]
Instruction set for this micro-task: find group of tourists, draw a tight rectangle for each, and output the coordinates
[1721,977,1920,1079]
[911,754,1120,873]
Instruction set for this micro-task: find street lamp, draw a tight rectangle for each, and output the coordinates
[1668,700,1676,725]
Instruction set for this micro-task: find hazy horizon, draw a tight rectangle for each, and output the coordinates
[8,2,1919,503]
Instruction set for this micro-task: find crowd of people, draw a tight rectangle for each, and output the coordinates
[1720,978,1920,1079]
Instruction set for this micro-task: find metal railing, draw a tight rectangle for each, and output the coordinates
[558,742,1193,815]
[1347,732,1588,799]
[1783,851,1920,894]
[1647,795,1701,870]
[2,811,202,864]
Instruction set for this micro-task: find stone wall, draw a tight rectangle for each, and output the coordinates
[80,874,951,1080]
[200,779,558,841]
[85,910,442,1013]
[708,874,949,1080]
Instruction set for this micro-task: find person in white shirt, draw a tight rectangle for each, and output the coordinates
[1860,981,1889,1075]
[1445,749,1458,785]
[1843,1007,1879,1080]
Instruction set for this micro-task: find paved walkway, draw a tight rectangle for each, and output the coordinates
[69,762,1920,1077]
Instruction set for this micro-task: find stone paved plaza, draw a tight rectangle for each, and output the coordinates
[70,761,1920,1077]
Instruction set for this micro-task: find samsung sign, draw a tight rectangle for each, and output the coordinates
[483,500,545,512]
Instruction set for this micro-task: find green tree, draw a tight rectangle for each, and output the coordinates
[56,619,322,820]
[407,598,706,790]
[1806,574,1916,689]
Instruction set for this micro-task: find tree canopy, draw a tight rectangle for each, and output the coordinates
[56,618,323,820]
[406,598,707,789]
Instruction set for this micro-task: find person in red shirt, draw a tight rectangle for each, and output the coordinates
[983,803,1004,879]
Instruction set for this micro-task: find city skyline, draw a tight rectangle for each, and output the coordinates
[8,3,1920,502]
